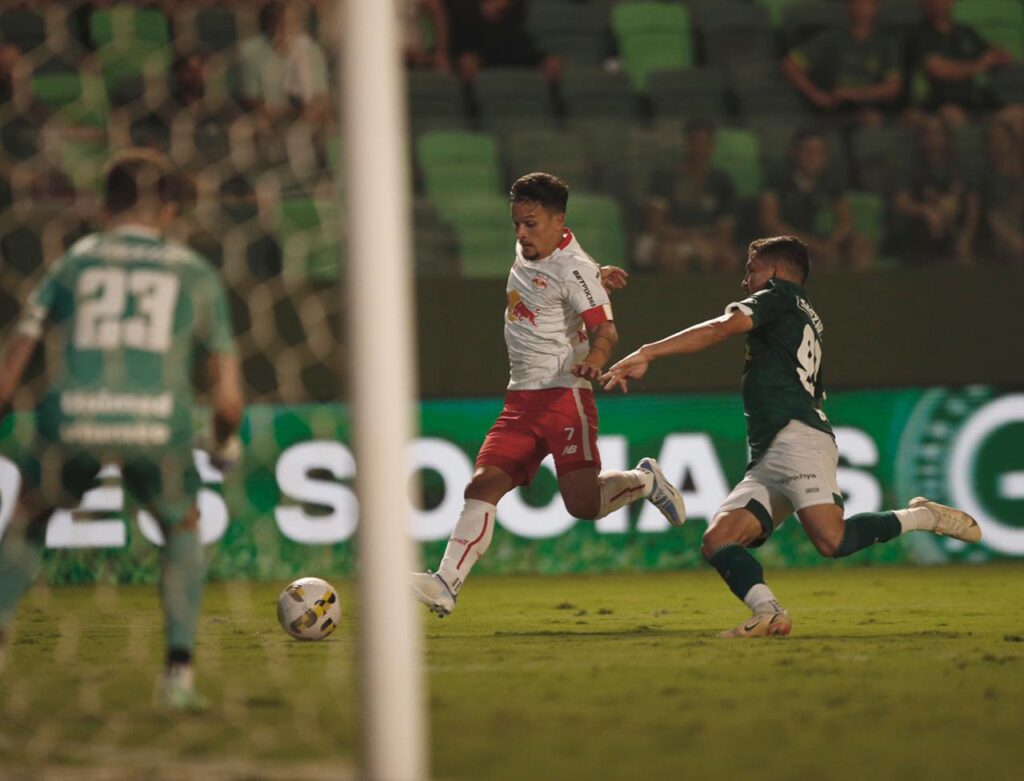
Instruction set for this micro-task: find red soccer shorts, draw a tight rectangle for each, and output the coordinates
[476,387,601,486]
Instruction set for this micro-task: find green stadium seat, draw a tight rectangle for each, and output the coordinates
[527,1,610,66]
[952,0,1024,59]
[691,1,776,67]
[712,127,761,199]
[815,190,886,247]
[559,68,636,122]
[566,193,628,265]
[275,197,343,280]
[89,7,170,49]
[439,195,515,278]
[611,2,694,91]
[0,7,45,52]
[31,70,83,111]
[728,62,814,122]
[408,72,466,133]
[416,130,502,214]
[473,69,555,132]
[501,128,596,191]
[648,68,728,121]
[90,7,172,104]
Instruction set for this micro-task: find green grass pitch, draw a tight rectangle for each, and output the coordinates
[2,564,1023,780]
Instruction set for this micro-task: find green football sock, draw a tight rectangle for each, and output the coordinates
[706,544,765,603]
[160,526,205,654]
[0,532,44,629]
[832,511,902,558]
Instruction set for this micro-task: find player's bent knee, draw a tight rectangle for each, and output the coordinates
[563,496,600,521]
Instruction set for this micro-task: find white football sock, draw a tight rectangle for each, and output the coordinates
[744,583,784,615]
[437,499,496,596]
[893,506,934,534]
[596,468,653,519]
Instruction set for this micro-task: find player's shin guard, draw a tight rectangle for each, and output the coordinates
[160,526,205,655]
[596,469,653,519]
[832,512,902,558]
[706,543,766,603]
[437,499,495,596]
[0,537,44,629]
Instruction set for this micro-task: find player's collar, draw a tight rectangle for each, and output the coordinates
[111,223,162,240]
[557,229,573,251]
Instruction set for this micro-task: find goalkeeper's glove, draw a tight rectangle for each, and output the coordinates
[199,433,242,474]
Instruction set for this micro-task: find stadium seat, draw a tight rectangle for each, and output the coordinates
[566,193,628,265]
[31,69,83,112]
[815,190,886,248]
[501,128,596,192]
[611,2,694,91]
[275,197,342,280]
[647,68,728,122]
[690,1,776,67]
[0,223,43,280]
[952,0,1024,59]
[1,112,39,160]
[89,6,170,49]
[473,68,555,132]
[90,7,172,104]
[728,62,814,122]
[439,195,515,278]
[527,1,610,66]
[416,130,502,212]
[559,68,637,122]
[712,127,762,199]
[0,6,45,52]
[408,71,466,133]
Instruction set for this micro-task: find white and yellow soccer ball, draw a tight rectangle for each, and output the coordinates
[277,577,342,641]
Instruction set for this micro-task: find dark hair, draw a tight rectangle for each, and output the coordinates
[509,172,569,214]
[259,2,285,36]
[102,148,186,215]
[749,235,810,284]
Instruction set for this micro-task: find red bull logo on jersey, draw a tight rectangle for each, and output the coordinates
[531,276,548,290]
[506,291,538,327]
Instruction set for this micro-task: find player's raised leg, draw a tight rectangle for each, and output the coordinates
[702,508,792,638]
[411,465,513,618]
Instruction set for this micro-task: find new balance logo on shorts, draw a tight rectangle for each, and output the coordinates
[562,445,578,455]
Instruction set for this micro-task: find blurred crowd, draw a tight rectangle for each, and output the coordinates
[0,0,1021,282]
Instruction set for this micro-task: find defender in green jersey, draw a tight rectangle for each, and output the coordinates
[603,236,982,638]
[0,149,243,706]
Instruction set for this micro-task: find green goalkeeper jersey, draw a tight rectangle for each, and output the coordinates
[726,278,833,465]
[17,226,235,449]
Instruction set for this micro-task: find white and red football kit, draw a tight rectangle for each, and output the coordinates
[477,229,613,485]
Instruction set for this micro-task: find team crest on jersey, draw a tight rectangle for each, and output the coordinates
[531,276,548,290]
[506,290,537,326]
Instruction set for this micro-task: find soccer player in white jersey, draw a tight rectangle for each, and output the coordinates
[412,172,686,617]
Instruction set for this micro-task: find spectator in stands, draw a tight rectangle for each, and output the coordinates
[979,118,1024,264]
[906,0,1015,129]
[448,0,562,83]
[892,115,979,264]
[635,120,739,273]
[172,54,206,112]
[781,0,902,127]
[0,44,19,103]
[759,128,875,270]
[401,0,451,73]
[238,1,331,125]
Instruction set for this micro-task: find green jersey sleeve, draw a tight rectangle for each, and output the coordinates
[17,253,73,339]
[726,284,787,329]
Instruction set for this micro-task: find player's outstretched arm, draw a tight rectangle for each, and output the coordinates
[0,334,39,424]
[601,310,753,393]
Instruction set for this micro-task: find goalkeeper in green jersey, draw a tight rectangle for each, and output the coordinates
[0,149,243,707]
[602,235,982,638]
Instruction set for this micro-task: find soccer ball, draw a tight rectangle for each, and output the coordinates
[277,577,343,641]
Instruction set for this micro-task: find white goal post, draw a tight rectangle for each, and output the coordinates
[338,1,428,779]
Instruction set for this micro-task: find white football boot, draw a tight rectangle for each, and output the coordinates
[638,458,686,526]
[718,610,793,639]
[411,571,456,618]
[158,664,207,712]
[909,497,982,543]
